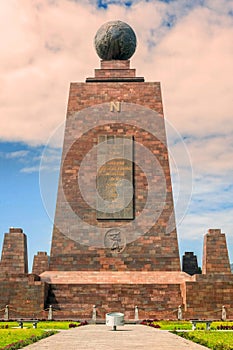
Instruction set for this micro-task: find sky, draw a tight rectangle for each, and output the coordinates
[0,0,233,271]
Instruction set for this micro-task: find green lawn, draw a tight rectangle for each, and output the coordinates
[151,321,233,331]
[144,321,233,348]
[0,329,55,348]
[37,321,80,330]
[176,331,233,350]
[1,321,233,350]
[152,320,192,330]
[0,321,80,330]
[0,321,81,349]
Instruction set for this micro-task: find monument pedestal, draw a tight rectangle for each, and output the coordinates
[41,271,188,319]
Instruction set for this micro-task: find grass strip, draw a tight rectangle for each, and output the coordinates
[140,320,233,331]
[0,329,57,349]
[174,330,233,350]
[0,321,80,330]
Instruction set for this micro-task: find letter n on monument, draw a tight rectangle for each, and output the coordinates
[110,101,121,112]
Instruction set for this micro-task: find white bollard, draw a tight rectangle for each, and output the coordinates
[178,305,182,320]
[48,305,53,320]
[4,305,9,321]
[92,305,97,323]
[135,305,139,321]
[222,305,227,321]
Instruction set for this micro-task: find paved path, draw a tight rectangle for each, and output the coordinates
[23,325,209,350]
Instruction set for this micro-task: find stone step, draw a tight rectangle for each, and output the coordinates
[40,270,192,284]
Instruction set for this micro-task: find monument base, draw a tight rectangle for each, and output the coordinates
[40,271,186,320]
[0,270,233,320]
[38,271,233,320]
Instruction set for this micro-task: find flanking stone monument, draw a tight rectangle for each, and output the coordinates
[0,21,232,321]
[0,228,48,319]
[182,252,199,275]
[0,228,28,274]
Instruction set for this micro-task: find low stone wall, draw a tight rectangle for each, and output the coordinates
[184,274,233,319]
[0,273,48,319]
[46,283,183,320]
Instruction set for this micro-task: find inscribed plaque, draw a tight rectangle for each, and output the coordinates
[97,135,134,219]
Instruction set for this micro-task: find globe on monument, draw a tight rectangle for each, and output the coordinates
[94,20,137,60]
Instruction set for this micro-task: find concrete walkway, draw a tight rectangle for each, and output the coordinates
[23,325,210,350]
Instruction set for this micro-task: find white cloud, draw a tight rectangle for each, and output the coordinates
[0,1,232,145]
[1,150,29,159]
[20,165,40,173]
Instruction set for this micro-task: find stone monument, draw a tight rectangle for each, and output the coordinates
[48,20,180,273]
[182,252,199,275]
[0,21,233,321]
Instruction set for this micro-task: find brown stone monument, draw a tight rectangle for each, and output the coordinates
[182,252,199,276]
[48,20,180,273]
[37,20,182,319]
[0,228,48,318]
[0,21,232,321]
[0,228,28,274]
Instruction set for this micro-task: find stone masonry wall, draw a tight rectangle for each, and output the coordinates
[0,228,28,274]
[202,229,231,274]
[184,275,233,319]
[32,252,49,275]
[46,283,183,320]
[0,273,48,319]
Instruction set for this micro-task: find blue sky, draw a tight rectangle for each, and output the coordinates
[0,143,57,268]
[0,0,233,270]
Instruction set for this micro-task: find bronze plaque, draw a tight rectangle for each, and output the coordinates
[97,135,134,219]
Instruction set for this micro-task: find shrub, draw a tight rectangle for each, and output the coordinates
[154,324,161,329]
[140,319,160,328]
[68,323,77,328]
[217,325,233,330]
[69,321,88,328]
